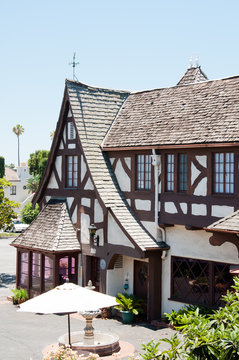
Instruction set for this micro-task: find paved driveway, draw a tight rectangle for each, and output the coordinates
[0,237,175,360]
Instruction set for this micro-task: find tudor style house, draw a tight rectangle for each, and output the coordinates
[12,64,239,320]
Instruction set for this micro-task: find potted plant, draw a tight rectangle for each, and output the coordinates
[115,293,145,324]
[11,287,29,305]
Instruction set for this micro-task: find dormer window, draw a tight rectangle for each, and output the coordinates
[67,122,76,140]
[66,156,78,188]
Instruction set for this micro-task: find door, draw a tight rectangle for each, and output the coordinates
[134,260,148,300]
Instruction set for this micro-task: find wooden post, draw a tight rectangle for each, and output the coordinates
[148,251,162,320]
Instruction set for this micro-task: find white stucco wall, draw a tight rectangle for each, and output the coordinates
[94,199,104,223]
[115,159,131,192]
[108,212,135,248]
[106,255,134,296]
[80,213,90,244]
[161,225,239,314]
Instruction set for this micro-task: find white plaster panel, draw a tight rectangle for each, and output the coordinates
[68,143,76,149]
[110,157,115,165]
[161,225,239,315]
[191,203,207,216]
[127,199,131,206]
[142,221,157,238]
[47,172,58,189]
[115,160,130,192]
[211,205,234,218]
[67,109,72,117]
[124,157,131,171]
[55,156,62,182]
[45,196,51,203]
[59,140,64,150]
[80,213,90,244]
[191,162,201,185]
[165,202,177,214]
[196,155,207,168]
[193,177,207,196]
[135,199,151,211]
[107,268,124,296]
[180,202,187,214]
[84,178,94,190]
[97,228,104,246]
[81,155,86,182]
[67,197,74,210]
[71,206,77,224]
[108,212,134,248]
[94,199,104,223]
[63,126,66,143]
[81,198,91,207]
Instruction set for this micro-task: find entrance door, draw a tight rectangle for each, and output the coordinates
[134,260,148,300]
[91,257,101,291]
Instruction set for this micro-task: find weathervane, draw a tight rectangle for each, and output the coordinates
[69,52,79,81]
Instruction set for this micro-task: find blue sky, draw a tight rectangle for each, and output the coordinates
[1,0,239,166]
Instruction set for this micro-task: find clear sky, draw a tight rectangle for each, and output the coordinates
[1,0,239,166]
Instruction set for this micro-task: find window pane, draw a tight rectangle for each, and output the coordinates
[136,155,151,190]
[32,253,41,292]
[213,152,234,194]
[20,252,28,288]
[44,256,53,292]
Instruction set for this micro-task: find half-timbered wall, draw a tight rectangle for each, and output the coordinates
[108,147,239,230]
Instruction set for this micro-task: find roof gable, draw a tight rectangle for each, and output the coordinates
[11,200,80,252]
[177,66,208,86]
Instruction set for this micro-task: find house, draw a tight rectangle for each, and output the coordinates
[5,164,33,214]
[11,64,239,320]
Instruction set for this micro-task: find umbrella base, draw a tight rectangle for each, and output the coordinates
[59,331,120,356]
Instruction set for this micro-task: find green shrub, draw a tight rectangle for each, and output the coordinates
[11,287,28,304]
[115,293,145,315]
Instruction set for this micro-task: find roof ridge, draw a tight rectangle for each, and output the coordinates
[66,79,130,95]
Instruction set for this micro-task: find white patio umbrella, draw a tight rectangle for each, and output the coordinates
[18,282,117,346]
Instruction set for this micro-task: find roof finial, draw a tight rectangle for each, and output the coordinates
[189,56,193,68]
[195,55,199,67]
[69,52,79,81]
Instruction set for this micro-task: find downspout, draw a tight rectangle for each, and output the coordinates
[151,150,167,259]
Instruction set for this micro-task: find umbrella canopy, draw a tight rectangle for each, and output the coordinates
[18,282,117,314]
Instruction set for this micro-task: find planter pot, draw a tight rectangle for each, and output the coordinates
[121,311,134,324]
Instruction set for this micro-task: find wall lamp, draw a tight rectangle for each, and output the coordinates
[88,224,100,247]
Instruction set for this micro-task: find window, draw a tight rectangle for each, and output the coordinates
[166,154,174,191]
[66,156,78,188]
[10,185,16,195]
[178,154,187,192]
[213,153,234,194]
[136,155,151,190]
[32,253,41,292]
[44,256,53,292]
[67,122,76,140]
[19,252,28,288]
[171,256,233,307]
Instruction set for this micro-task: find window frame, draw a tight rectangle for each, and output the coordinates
[66,155,78,188]
[213,152,234,195]
[170,256,233,307]
[135,154,152,191]
[165,154,175,192]
[178,153,187,192]
[10,185,16,195]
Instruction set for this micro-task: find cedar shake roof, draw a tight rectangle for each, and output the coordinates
[66,80,160,251]
[177,66,208,86]
[102,75,239,149]
[207,210,239,234]
[4,167,19,181]
[11,200,80,252]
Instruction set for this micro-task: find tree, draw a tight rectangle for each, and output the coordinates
[28,150,49,178]
[0,178,19,230]
[12,124,24,166]
[20,202,39,224]
[26,175,40,194]
[0,157,5,178]
[50,130,55,140]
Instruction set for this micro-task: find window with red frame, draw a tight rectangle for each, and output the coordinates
[213,153,234,194]
[136,155,151,190]
[66,156,78,188]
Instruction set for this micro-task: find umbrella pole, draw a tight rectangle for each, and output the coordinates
[67,313,71,348]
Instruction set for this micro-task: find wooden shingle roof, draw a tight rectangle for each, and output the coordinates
[102,75,239,149]
[11,200,80,252]
[66,80,160,251]
[207,210,239,234]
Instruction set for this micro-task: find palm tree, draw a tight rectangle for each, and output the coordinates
[26,175,40,194]
[12,124,24,166]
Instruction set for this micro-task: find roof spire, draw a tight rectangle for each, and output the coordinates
[195,55,199,67]
[69,52,79,81]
